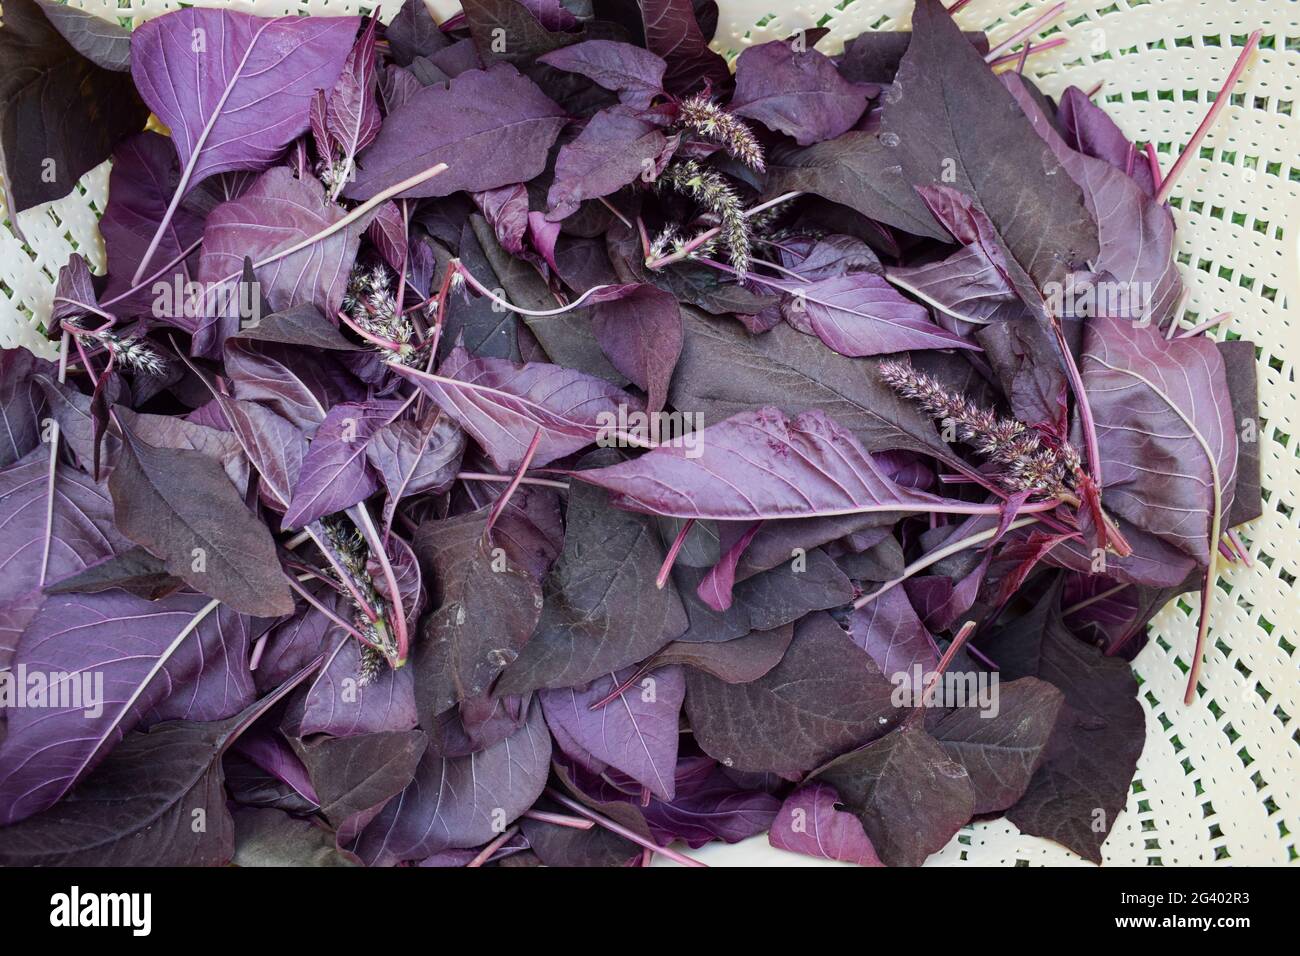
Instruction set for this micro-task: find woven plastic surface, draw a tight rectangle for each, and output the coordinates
[0,0,1295,866]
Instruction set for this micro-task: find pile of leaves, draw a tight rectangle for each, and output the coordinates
[0,0,1261,867]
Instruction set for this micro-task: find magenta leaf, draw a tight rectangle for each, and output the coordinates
[546,106,671,220]
[571,406,993,521]
[772,272,979,357]
[541,665,686,800]
[769,783,883,866]
[591,283,683,413]
[130,10,358,192]
[392,346,642,470]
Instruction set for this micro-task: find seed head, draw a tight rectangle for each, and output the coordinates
[677,95,766,172]
[658,160,751,275]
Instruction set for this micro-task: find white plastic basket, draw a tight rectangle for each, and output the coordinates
[0,0,1295,866]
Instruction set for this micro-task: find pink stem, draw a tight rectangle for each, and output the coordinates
[1227,529,1252,567]
[1178,311,1231,338]
[543,789,707,868]
[522,809,595,830]
[38,333,70,587]
[987,36,1067,70]
[455,471,569,491]
[1144,142,1164,190]
[1155,31,1261,205]
[484,428,543,537]
[656,519,696,589]
[984,2,1066,62]
[467,826,518,867]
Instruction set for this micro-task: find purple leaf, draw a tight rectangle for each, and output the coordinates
[1058,85,1155,196]
[591,283,683,413]
[769,783,883,866]
[325,16,382,183]
[224,340,363,435]
[108,421,294,617]
[365,411,466,528]
[546,106,670,220]
[495,467,688,695]
[541,666,686,800]
[392,346,642,470]
[294,730,426,842]
[0,452,131,605]
[473,184,531,257]
[100,132,206,312]
[1082,314,1237,566]
[730,39,872,146]
[144,606,257,724]
[284,629,418,738]
[685,612,899,776]
[773,272,979,357]
[637,0,731,95]
[283,400,404,529]
[410,507,543,715]
[0,349,53,468]
[641,759,781,847]
[385,0,449,67]
[930,677,1064,815]
[0,590,228,824]
[538,39,667,109]
[130,10,358,191]
[571,406,979,521]
[848,586,939,680]
[877,0,1097,291]
[196,168,366,355]
[815,722,974,867]
[351,698,551,864]
[342,64,565,201]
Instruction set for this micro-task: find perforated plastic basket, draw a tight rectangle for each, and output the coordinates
[1,0,1295,866]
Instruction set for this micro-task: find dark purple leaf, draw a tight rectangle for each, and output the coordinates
[326,16,382,181]
[990,585,1146,863]
[343,64,565,201]
[0,348,52,467]
[591,283,683,413]
[731,39,871,146]
[0,0,148,213]
[769,782,883,866]
[294,729,426,841]
[877,0,1097,291]
[100,132,206,312]
[930,676,1064,816]
[366,411,466,527]
[815,722,974,867]
[538,39,667,109]
[637,0,730,95]
[641,759,781,847]
[1058,85,1155,196]
[685,612,899,776]
[410,507,542,715]
[108,420,294,617]
[651,622,795,683]
[495,466,688,695]
[385,0,450,67]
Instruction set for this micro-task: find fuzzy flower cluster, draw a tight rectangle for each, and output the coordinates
[342,263,416,363]
[647,223,717,264]
[321,519,394,684]
[676,95,766,172]
[658,160,751,275]
[68,322,167,376]
[877,360,1083,502]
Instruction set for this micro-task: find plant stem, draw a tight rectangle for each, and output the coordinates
[854,516,1041,610]
[455,471,569,491]
[350,501,409,666]
[38,333,70,587]
[484,428,543,536]
[467,826,518,867]
[984,2,1066,63]
[656,519,696,589]
[1155,31,1261,205]
[543,788,707,867]
[522,809,595,830]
